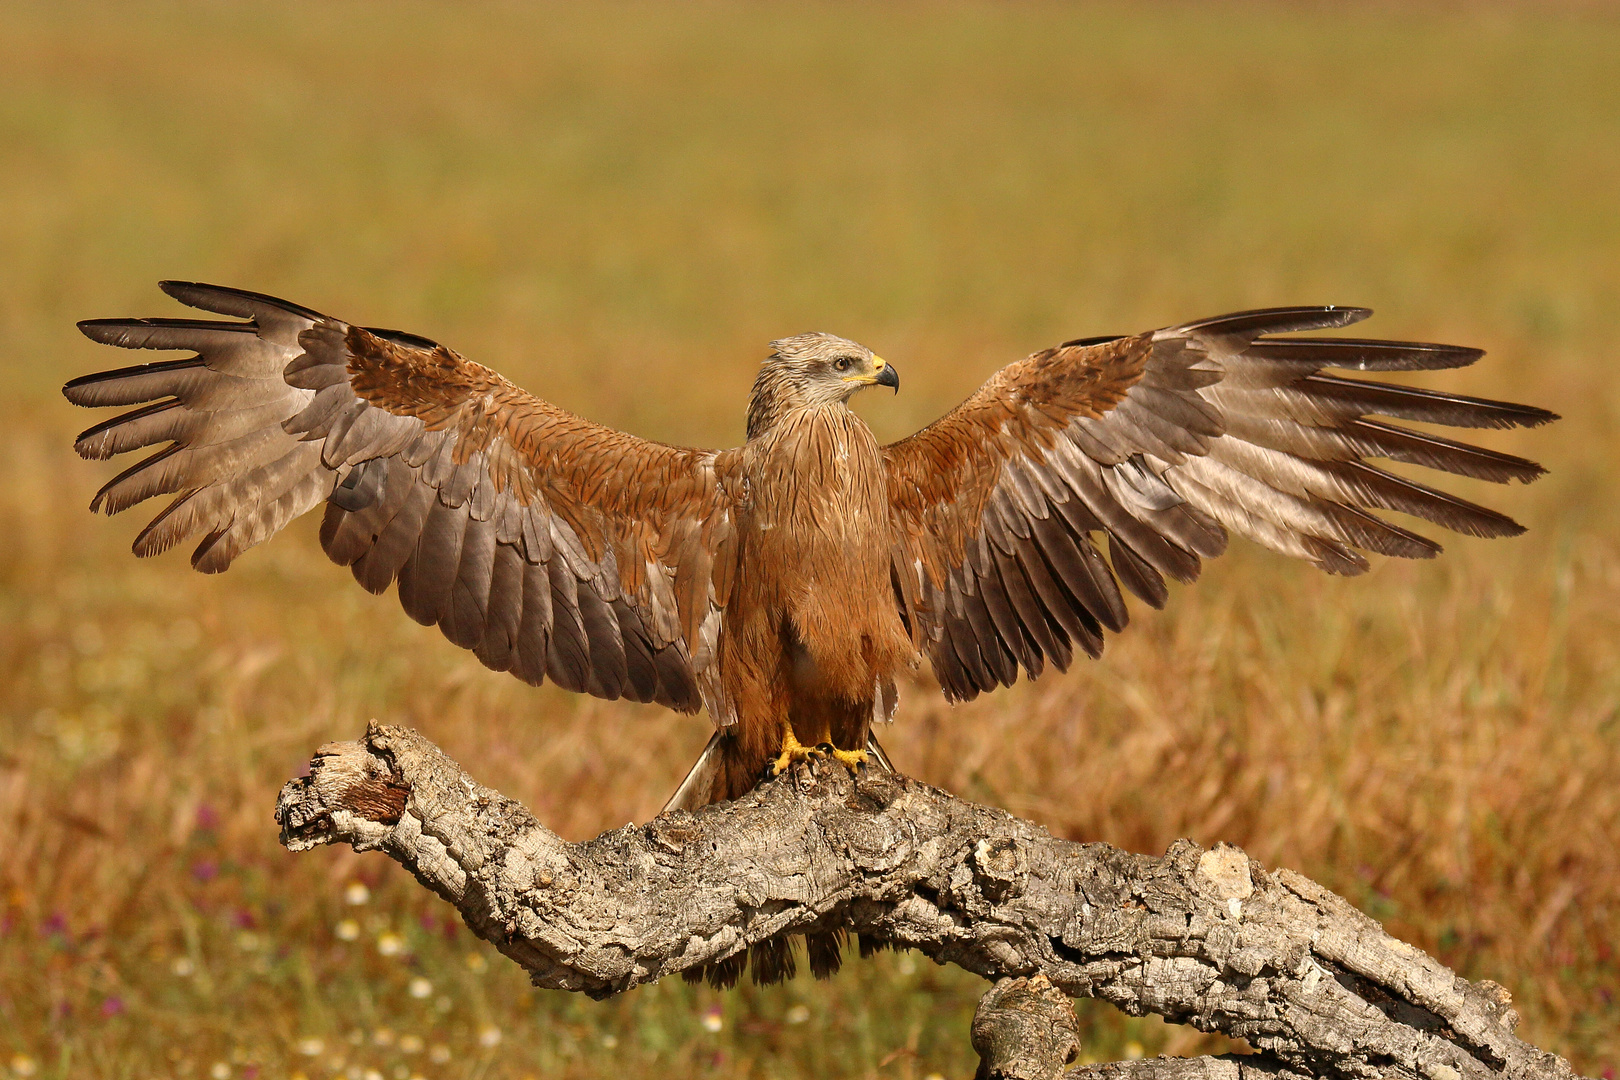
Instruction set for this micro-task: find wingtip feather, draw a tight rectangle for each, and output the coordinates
[76,319,155,347]
[1178,306,1374,337]
[158,280,326,321]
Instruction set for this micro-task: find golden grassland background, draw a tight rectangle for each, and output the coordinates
[1,3,1616,1078]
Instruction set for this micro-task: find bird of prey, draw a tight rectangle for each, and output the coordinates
[66,283,1553,982]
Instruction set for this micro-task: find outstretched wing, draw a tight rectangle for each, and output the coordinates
[884,307,1557,702]
[66,282,741,716]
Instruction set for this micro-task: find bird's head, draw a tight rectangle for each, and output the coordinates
[746,332,899,439]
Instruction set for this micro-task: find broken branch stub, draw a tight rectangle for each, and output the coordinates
[971,974,1082,1080]
[275,723,1586,1080]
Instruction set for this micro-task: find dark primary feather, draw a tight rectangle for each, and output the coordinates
[1174,305,1372,336]
[1243,336,1485,372]
[1250,374,1554,429]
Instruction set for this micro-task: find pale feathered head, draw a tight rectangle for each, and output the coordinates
[746,332,899,439]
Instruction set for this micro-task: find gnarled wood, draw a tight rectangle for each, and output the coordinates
[275,723,1586,1080]
[972,974,1082,1080]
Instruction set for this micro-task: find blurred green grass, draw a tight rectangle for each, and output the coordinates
[1,2,1616,1078]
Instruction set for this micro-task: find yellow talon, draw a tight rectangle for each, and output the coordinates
[767,731,866,778]
[829,747,867,771]
[768,730,818,777]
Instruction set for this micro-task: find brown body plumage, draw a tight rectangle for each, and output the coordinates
[66,283,1556,986]
[714,367,914,804]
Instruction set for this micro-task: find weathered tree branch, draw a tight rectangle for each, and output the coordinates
[971,974,1082,1080]
[275,723,1586,1080]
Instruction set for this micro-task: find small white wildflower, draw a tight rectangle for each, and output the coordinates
[408,977,433,999]
[334,919,360,941]
[295,1038,325,1057]
[477,1024,502,1048]
[428,1045,451,1064]
[701,1007,723,1033]
[172,956,196,976]
[344,882,371,906]
[464,951,487,973]
[10,1056,38,1078]
[363,1070,383,1080]
[371,1028,394,1047]
[398,1035,423,1055]
[785,1004,809,1025]
[1125,1041,1145,1060]
[376,931,405,957]
[210,1063,230,1080]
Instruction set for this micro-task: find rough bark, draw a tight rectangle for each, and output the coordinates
[971,974,1082,1080]
[275,723,1586,1080]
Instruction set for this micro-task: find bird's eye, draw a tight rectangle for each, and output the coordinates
[833,357,853,372]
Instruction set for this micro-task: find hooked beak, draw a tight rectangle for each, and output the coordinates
[873,358,900,393]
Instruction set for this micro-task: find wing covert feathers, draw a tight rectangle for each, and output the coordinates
[884,307,1556,701]
[68,282,738,715]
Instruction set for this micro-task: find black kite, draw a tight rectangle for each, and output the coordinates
[66,283,1554,981]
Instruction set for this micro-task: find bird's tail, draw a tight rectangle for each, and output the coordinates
[665,729,896,987]
[662,731,729,813]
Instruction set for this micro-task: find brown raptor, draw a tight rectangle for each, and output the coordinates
[65,283,1555,984]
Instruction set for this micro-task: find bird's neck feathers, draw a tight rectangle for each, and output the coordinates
[746,364,848,441]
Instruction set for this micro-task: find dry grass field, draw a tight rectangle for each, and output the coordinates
[1,3,1616,1078]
